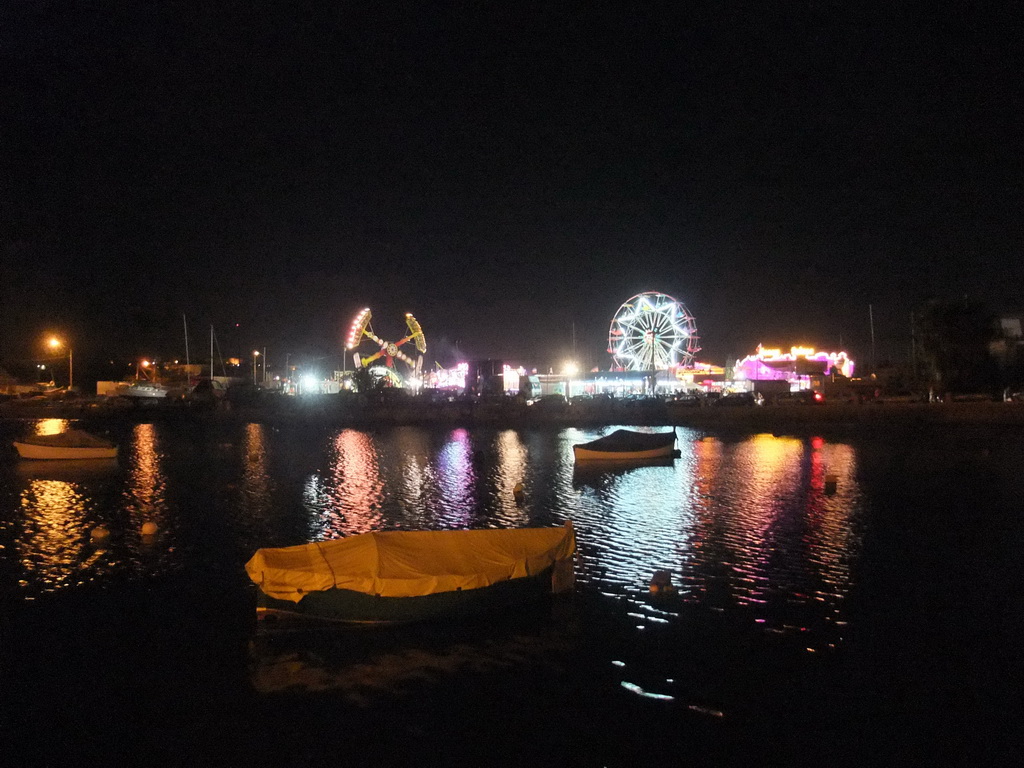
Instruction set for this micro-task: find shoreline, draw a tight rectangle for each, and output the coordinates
[3,397,1024,437]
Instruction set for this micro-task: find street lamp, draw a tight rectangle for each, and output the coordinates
[563,361,579,399]
[252,350,260,385]
[48,337,73,389]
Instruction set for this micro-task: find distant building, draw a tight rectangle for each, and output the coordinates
[465,359,505,396]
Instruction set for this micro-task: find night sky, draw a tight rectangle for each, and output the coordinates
[2,2,1021,379]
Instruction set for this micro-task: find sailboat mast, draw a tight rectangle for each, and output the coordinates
[183,314,190,366]
[869,304,876,374]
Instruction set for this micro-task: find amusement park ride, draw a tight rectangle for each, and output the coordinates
[345,308,426,385]
[608,292,700,371]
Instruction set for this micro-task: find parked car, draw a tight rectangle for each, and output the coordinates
[714,392,762,407]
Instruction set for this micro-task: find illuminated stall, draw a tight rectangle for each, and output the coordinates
[733,345,855,392]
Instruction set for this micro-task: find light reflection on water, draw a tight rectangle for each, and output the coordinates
[123,423,168,532]
[33,418,72,437]
[566,432,862,640]
[305,429,385,538]
[1,422,863,648]
[241,423,272,516]
[17,478,92,591]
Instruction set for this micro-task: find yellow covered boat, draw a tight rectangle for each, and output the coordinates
[245,522,577,626]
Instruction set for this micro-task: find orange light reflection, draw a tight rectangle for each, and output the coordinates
[34,418,70,436]
[240,423,272,525]
[124,423,168,533]
[17,479,90,593]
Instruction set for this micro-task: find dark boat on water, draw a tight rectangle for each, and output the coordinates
[572,429,678,461]
[245,522,577,626]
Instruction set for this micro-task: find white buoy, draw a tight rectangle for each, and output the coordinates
[824,474,838,494]
[513,482,525,502]
[141,521,159,536]
[90,525,110,542]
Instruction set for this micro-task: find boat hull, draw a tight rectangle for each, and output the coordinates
[13,442,118,460]
[13,429,118,460]
[572,429,677,461]
[122,384,170,399]
[254,567,557,627]
[572,444,676,461]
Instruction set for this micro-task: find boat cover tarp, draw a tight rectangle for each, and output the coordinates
[18,429,114,448]
[245,523,576,603]
[576,429,676,453]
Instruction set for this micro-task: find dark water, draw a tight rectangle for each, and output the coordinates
[1,417,1021,766]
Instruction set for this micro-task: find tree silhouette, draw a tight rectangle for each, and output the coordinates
[916,298,998,393]
[349,366,379,394]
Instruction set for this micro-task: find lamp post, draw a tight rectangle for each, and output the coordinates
[48,337,72,389]
[252,350,260,385]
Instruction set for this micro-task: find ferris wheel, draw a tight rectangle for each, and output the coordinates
[608,292,700,371]
[345,308,426,378]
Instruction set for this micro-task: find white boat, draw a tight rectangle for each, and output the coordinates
[122,381,172,399]
[13,429,118,460]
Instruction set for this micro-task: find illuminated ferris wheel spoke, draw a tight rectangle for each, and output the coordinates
[608,291,700,371]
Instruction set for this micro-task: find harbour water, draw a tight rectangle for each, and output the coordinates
[0,417,1021,766]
